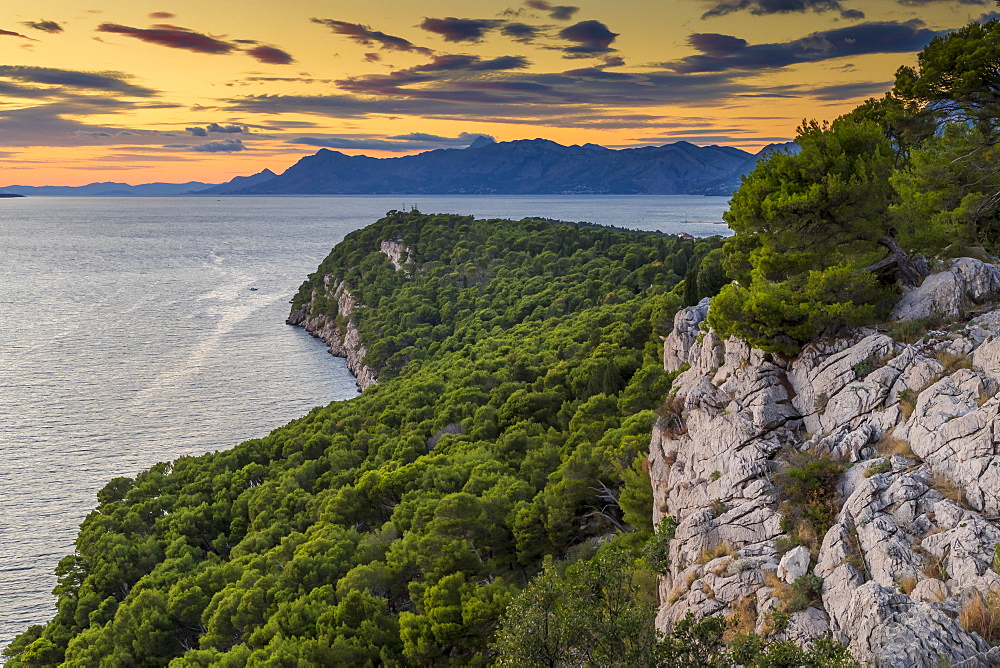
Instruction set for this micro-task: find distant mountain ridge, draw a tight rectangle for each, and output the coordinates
[226,138,767,196]
[1,139,794,196]
[0,181,215,196]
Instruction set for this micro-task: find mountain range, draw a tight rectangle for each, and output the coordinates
[1,138,794,197]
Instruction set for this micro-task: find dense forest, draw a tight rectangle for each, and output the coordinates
[5,213,730,665]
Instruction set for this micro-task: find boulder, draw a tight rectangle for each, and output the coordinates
[891,257,1000,321]
[778,545,811,583]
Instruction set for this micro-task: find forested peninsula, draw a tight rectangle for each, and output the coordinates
[9,13,1000,668]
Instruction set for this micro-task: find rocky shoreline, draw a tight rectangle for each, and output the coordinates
[285,238,411,392]
[286,277,378,392]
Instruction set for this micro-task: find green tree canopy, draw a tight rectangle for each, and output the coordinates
[707,118,899,354]
[894,18,1000,140]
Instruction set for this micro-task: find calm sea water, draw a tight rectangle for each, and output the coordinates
[0,195,729,654]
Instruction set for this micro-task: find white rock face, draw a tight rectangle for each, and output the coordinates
[891,257,1000,321]
[651,276,1000,666]
[379,239,411,272]
[778,545,810,584]
[286,278,378,391]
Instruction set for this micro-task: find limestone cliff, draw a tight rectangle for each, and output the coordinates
[286,238,412,391]
[650,258,1000,666]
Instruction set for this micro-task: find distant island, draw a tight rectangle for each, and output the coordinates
[0,138,794,197]
[0,193,25,198]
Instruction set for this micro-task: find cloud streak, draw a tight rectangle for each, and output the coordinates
[97,23,235,54]
[702,0,849,17]
[246,45,294,64]
[291,131,494,152]
[191,138,246,152]
[22,20,63,34]
[96,22,294,64]
[0,66,157,97]
[311,18,433,55]
[670,20,942,73]
[0,28,37,41]
[524,1,580,20]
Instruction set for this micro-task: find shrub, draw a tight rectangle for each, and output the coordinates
[777,455,845,549]
[896,389,917,420]
[786,574,824,613]
[936,351,973,374]
[877,434,915,458]
[709,499,728,518]
[865,460,892,478]
[959,591,1000,645]
[852,359,874,380]
[645,516,678,575]
[886,313,945,344]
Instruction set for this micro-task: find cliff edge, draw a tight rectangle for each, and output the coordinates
[286,239,411,391]
[650,258,1000,666]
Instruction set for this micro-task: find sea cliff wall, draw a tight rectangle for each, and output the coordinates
[650,258,1000,666]
[286,238,413,392]
[287,278,378,392]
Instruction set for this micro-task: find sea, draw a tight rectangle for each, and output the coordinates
[0,195,730,655]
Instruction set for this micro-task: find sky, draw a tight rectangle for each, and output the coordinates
[0,0,993,186]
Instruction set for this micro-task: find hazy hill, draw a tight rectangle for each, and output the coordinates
[0,181,216,196]
[196,169,277,195]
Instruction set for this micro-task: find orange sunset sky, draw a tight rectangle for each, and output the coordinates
[0,0,993,186]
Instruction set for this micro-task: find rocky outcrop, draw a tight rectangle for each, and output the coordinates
[650,259,1000,666]
[287,278,377,391]
[891,257,1000,321]
[380,239,410,272]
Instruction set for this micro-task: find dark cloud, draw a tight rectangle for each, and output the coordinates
[0,28,36,40]
[96,23,235,54]
[365,52,381,62]
[191,138,246,152]
[291,131,495,152]
[228,67,768,125]
[558,20,618,56]
[149,12,175,19]
[702,0,847,17]
[841,8,865,18]
[240,75,334,84]
[311,18,433,55]
[187,123,248,136]
[22,20,63,34]
[502,22,542,43]
[414,54,530,72]
[669,20,942,73]
[561,55,629,78]
[207,122,246,133]
[0,103,181,148]
[246,45,294,64]
[524,0,580,20]
[898,0,986,4]
[808,80,893,100]
[688,33,748,57]
[420,17,504,42]
[337,54,530,96]
[0,65,157,97]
